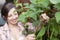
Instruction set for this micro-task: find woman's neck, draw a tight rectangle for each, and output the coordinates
[8,23,18,28]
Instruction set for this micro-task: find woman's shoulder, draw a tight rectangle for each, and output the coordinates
[0,25,4,30]
[0,26,4,34]
[0,23,8,33]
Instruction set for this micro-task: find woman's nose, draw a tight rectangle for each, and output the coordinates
[12,15,17,19]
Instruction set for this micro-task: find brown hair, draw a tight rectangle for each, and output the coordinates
[1,3,15,21]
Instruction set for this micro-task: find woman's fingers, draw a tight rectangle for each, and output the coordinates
[27,36,35,40]
[28,34,35,38]
[26,34,35,40]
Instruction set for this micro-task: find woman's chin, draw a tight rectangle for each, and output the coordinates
[11,21,18,25]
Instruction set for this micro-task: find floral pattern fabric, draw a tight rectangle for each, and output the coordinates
[0,22,25,40]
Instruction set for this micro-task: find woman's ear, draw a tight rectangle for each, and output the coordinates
[2,16,7,21]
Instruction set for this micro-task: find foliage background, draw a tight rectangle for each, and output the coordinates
[14,0,60,40]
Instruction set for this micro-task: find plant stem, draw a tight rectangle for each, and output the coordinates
[50,26,54,40]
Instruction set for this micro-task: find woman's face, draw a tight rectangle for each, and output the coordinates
[7,8,18,25]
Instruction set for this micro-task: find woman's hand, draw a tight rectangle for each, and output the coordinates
[25,34,35,40]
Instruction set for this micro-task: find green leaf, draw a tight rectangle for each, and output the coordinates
[27,13,37,21]
[33,20,40,26]
[23,3,29,6]
[54,3,60,10]
[50,0,60,4]
[53,26,59,36]
[37,0,50,7]
[18,12,27,23]
[24,3,30,8]
[30,0,37,4]
[55,12,60,24]
[50,37,59,40]
[36,26,45,39]
[18,11,37,22]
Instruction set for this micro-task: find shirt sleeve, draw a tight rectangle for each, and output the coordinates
[0,27,5,40]
[0,28,3,40]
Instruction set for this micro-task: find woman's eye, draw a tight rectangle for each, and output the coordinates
[8,15,12,17]
[14,13,17,15]
[14,12,18,15]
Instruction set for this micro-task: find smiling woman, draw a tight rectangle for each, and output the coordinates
[0,2,35,40]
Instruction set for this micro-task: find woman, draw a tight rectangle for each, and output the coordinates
[0,3,35,40]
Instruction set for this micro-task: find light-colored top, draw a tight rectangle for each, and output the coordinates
[0,22,25,40]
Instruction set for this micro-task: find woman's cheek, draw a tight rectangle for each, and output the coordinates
[7,17,12,21]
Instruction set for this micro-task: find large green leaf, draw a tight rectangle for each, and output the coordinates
[36,26,45,39]
[55,12,60,24]
[18,12,27,23]
[50,0,60,4]
[37,0,50,7]
[30,0,50,8]
[54,3,60,10]
[18,11,37,22]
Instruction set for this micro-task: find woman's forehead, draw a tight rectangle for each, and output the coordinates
[8,8,17,15]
